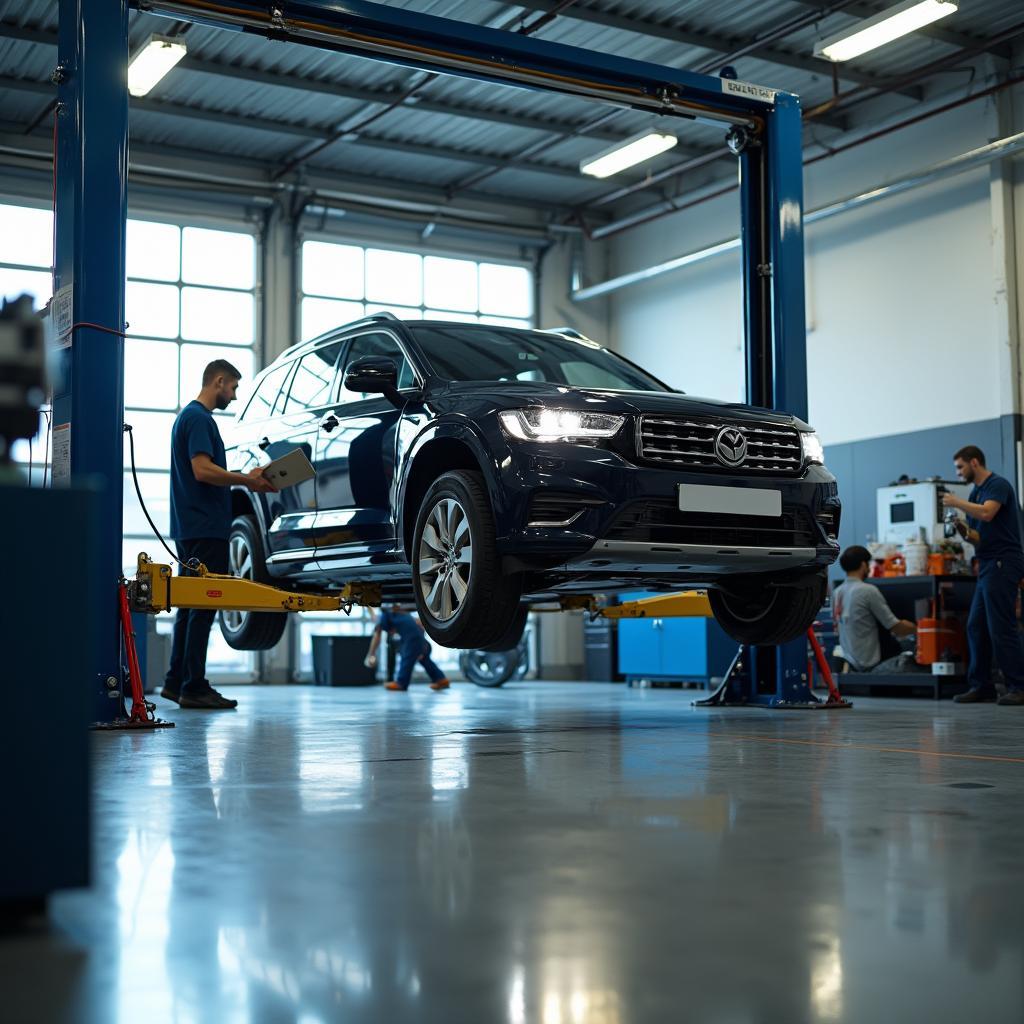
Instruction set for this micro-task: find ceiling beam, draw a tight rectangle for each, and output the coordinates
[0,124,582,221]
[783,1,1012,57]
[508,1,922,99]
[0,73,724,186]
[0,20,695,147]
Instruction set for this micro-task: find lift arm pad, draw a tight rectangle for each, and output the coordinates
[599,592,712,619]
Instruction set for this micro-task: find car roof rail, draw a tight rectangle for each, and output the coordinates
[543,326,594,342]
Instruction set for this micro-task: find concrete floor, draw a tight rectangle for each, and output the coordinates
[4,682,1024,1023]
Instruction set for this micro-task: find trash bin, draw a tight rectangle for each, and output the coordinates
[311,635,377,686]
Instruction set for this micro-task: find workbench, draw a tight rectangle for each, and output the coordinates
[826,574,978,700]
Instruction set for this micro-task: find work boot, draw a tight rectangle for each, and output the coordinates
[384,681,408,691]
[429,678,451,692]
[179,687,238,709]
[997,690,1024,706]
[953,688,997,704]
[160,685,181,705]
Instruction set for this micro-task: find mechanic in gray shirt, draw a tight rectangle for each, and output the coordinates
[833,546,916,671]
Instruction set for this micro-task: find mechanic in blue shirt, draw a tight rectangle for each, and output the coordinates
[365,605,450,692]
[943,445,1024,705]
[162,359,275,710]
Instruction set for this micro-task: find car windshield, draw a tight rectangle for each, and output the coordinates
[408,324,671,392]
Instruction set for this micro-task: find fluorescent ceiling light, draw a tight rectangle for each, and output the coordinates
[580,131,678,179]
[814,0,957,62]
[127,35,187,97]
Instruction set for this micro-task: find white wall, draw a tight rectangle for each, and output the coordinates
[603,93,1024,448]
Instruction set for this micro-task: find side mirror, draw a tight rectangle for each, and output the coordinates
[344,355,398,394]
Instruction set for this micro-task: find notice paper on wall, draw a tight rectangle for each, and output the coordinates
[52,422,70,486]
[49,285,74,349]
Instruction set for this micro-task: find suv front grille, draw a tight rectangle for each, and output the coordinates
[638,416,803,475]
[605,499,818,548]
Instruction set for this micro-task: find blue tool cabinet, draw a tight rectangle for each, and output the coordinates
[616,592,737,685]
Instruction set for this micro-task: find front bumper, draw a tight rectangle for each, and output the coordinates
[492,439,840,581]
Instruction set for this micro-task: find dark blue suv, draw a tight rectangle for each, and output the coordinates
[222,315,840,652]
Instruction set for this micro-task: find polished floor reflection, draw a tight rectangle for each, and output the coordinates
[5,683,1024,1023]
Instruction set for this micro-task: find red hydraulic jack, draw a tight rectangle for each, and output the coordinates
[91,581,174,731]
[807,625,852,708]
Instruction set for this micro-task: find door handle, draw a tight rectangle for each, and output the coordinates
[321,415,339,433]
[258,436,270,451]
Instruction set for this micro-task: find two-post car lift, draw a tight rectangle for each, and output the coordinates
[57,0,845,725]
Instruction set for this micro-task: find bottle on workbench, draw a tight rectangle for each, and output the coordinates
[904,530,930,576]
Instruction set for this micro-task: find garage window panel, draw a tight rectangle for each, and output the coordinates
[116,217,258,681]
[182,227,256,290]
[300,240,533,337]
[301,296,365,343]
[124,338,180,410]
[127,220,181,282]
[0,203,52,268]
[0,267,53,310]
[424,255,477,312]
[366,248,422,306]
[126,281,180,339]
[123,470,171,536]
[122,411,177,470]
[479,263,531,318]
[302,241,364,300]
[181,286,254,345]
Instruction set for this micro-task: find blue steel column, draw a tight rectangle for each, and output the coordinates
[739,142,770,409]
[765,92,808,421]
[766,92,815,705]
[54,0,130,722]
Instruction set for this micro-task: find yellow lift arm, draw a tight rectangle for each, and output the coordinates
[127,552,707,622]
[597,592,712,619]
[127,553,381,615]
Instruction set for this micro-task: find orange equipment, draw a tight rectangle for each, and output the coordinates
[916,616,965,665]
[882,554,906,578]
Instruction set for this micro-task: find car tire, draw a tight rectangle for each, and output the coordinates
[709,571,827,646]
[412,470,522,649]
[477,604,528,653]
[459,646,522,688]
[219,514,288,651]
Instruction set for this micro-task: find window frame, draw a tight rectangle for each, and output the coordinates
[280,338,348,417]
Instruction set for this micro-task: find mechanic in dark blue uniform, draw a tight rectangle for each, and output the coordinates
[162,358,275,710]
[943,445,1024,705]
[365,605,450,692]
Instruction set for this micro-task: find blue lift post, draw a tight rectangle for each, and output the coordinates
[71,0,830,713]
[55,0,130,723]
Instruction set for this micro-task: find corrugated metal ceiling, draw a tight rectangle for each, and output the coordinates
[0,0,1021,221]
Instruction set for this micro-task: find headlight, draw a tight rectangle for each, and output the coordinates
[801,431,825,465]
[498,408,625,442]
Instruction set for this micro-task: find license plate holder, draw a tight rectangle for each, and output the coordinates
[677,483,781,518]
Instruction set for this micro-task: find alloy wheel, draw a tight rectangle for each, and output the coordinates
[224,532,253,633]
[418,497,473,622]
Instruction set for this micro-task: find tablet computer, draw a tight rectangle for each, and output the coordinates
[262,448,316,490]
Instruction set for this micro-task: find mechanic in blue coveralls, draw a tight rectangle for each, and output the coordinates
[364,605,450,692]
[943,444,1024,706]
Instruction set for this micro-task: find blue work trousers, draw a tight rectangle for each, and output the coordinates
[395,640,446,689]
[166,537,229,696]
[966,557,1024,695]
